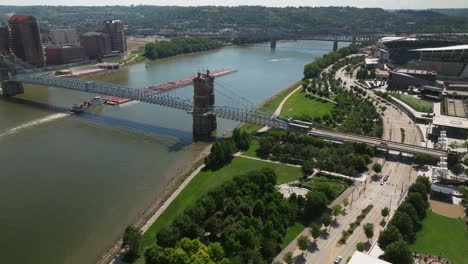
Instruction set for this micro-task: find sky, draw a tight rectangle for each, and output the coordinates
[3,0,468,9]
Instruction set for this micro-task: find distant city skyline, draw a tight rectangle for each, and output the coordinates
[8,0,468,9]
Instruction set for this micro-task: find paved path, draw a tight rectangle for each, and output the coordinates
[258,84,302,133]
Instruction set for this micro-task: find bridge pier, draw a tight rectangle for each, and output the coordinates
[270,39,277,49]
[1,81,24,96]
[192,70,217,141]
[0,60,24,97]
[333,40,338,52]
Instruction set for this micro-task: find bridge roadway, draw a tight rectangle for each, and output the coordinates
[308,128,446,157]
[9,74,445,157]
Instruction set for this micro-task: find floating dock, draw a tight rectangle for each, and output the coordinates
[102,68,237,105]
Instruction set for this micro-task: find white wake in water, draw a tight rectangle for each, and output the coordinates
[0,113,69,138]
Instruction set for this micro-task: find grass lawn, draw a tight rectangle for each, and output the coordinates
[281,222,306,248]
[258,81,301,113]
[281,89,335,119]
[391,93,434,113]
[142,156,302,249]
[242,137,260,158]
[411,210,468,264]
[238,123,263,135]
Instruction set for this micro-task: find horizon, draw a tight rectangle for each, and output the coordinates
[6,0,468,10]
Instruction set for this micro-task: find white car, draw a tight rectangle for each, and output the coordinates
[334,256,343,264]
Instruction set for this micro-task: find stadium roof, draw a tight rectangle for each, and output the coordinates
[411,44,468,52]
[379,36,417,43]
[348,251,391,264]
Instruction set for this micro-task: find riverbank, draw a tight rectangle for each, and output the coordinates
[96,142,211,264]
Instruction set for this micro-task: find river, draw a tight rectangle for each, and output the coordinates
[0,40,348,264]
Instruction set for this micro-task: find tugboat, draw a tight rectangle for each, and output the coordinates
[71,97,103,113]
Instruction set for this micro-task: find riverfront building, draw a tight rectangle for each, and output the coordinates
[8,14,45,67]
[79,32,112,60]
[50,29,78,45]
[45,45,86,65]
[102,20,127,53]
[0,26,10,55]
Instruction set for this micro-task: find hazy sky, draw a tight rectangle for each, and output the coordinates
[5,0,468,9]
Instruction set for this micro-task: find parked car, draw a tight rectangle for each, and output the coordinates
[334,256,343,264]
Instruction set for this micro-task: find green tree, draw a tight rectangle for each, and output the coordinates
[409,182,429,202]
[121,226,143,262]
[406,192,427,220]
[283,252,295,264]
[342,198,349,209]
[378,225,403,250]
[372,163,382,173]
[415,176,431,194]
[304,191,328,222]
[356,242,365,252]
[381,206,389,220]
[332,204,343,221]
[390,211,415,243]
[414,153,431,166]
[363,223,374,242]
[310,223,322,242]
[382,241,414,264]
[297,235,310,256]
[302,160,315,177]
[320,213,332,231]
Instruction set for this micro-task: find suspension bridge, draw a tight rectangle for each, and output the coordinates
[0,54,446,157]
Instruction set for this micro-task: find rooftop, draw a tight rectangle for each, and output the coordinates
[433,115,468,129]
[348,251,391,264]
[411,44,468,52]
[365,58,379,65]
[8,14,36,23]
[396,68,434,75]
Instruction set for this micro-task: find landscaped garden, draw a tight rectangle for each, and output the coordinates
[143,156,302,247]
[411,210,468,264]
[391,93,434,113]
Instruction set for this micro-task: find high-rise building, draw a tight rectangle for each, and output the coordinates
[8,14,45,67]
[102,20,127,53]
[50,29,78,44]
[79,32,111,60]
[0,26,10,55]
[45,45,85,65]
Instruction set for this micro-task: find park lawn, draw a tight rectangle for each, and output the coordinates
[239,123,263,135]
[411,210,468,264]
[242,137,260,158]
[281,222,306,249]
[142,156,302,248]
[258,81,301,113]
[281,89,335,119]
[391,93,434,113]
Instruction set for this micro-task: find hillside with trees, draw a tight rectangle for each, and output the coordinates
[1,6,468,35]
[143,37,223,60]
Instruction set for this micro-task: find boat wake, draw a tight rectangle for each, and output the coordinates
[0,113,69,138]
[268,58,290,62]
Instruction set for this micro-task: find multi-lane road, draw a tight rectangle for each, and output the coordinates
[274,59,424,264]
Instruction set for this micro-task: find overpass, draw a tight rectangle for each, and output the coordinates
[0,55,446,157]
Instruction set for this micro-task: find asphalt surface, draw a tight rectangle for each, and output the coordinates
[274,60,423,264]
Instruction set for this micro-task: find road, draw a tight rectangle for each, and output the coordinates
[274,58,423,264]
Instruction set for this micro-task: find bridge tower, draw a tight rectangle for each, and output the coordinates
[333,40,338,52]
[270,39,277,49]
[192,70,216,140]
[0,55,24,97]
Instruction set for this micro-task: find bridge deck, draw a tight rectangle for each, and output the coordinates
[8,73,446,157]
